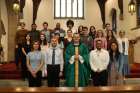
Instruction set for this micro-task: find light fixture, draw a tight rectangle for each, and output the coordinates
[128,0,136,15]
[13,0,20,14]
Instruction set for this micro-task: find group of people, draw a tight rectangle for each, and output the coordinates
[15,20,129,87]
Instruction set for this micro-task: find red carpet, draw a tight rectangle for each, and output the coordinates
[0,62,21,79]
[126,63,140,78]
[0,62,140,79]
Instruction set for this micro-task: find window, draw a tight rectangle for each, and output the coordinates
[54,0,84,19]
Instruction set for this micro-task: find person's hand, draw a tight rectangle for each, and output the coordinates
[59,71,63,77]
[16,45,18,48]
[44,70,47,77]
[74,55,79,61]
[31,70,36,78]
[96,69,100,73]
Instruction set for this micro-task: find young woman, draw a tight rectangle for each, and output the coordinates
[21,34,32,80]
[117,31,129,76]
[39,34,48,78]
[54,32,64,50]
[108,41,123,85]
[94,29,107,49]
[106,30,116,50]
[64,29,73,49]
[26,41,44,87]
[78,25,83,36]
[89,26,96,40]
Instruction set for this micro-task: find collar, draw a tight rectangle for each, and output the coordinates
[50,45,59,50]
[95,49,103,52]
[73,42,82,47]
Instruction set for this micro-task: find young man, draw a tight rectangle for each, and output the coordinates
[90,39,109,86]
[80,26,93,51]
[29,23,40,42]
[65,33,90,87]
[54,22,65,42]
[40,22,51,43]
[45,37,64,87]
[15,22,28,69]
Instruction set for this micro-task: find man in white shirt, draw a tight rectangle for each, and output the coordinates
[90,39,109,86]
[45,37,64,87]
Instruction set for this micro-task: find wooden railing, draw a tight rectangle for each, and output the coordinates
[0,85,140,93]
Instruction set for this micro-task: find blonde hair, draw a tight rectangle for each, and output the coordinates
[96,29,104,38]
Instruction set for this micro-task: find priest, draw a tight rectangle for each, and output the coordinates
[65,33,90,87]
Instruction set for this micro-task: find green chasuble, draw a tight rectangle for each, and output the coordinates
[65,43,90,87]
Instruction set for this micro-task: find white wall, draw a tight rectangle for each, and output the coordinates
[21,0,140,63]
[0,0,8,61]
[106,0,140,63]
[21,0,33,30]
[22,0,103,30]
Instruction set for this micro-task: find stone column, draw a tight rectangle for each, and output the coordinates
[6,0,18,61]
[0,0,1,29]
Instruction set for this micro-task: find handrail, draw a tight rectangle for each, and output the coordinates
[0,85,140,93]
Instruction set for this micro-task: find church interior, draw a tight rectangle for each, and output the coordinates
[0,0,140,92]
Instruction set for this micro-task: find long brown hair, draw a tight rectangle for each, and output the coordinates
[31,40,41,51]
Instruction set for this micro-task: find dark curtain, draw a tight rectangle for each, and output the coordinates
[32,0,41,24]
[20,0,26,19]
[111,8,117,33]
[97,0,107,28]
[118,0,123,15]
[20,0,26,13]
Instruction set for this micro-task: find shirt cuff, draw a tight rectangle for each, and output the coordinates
[79,55,84,64]
[69,56,75,64]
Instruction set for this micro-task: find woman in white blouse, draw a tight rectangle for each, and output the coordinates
[39,34,49,78]
[117,31,129,76]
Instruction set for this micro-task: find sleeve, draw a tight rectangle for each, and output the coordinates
[89,52,97,72]
[126,38,129,52]
[94,39,96,49]
[104,38,107,49]
[15,31,19,44]
[43,51,47,72]
[41,52,45,63]
[102,51,110,70]
[69,56,75,64]
[60,50,64,72]
[65,44,74,77]
[65,45,73,66]
[45,50,48,66]
[79,55,84,64]
[26,52,30,59]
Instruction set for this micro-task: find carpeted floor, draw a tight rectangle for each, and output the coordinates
[0,62,140,79]
[126,63,140,78]
[0,62,21,79]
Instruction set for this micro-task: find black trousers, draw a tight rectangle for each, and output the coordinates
[15,46,22,68]
[92,70,108,86]
[47,65,60,87]
[21,56,27,79]
[27,71,42,87]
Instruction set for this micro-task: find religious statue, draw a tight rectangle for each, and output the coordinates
[0,19,6,46]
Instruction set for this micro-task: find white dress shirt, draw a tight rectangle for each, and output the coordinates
[90,49,109,72]
[45,46,64,71]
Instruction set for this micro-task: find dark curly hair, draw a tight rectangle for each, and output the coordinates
[66,20,74,27]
